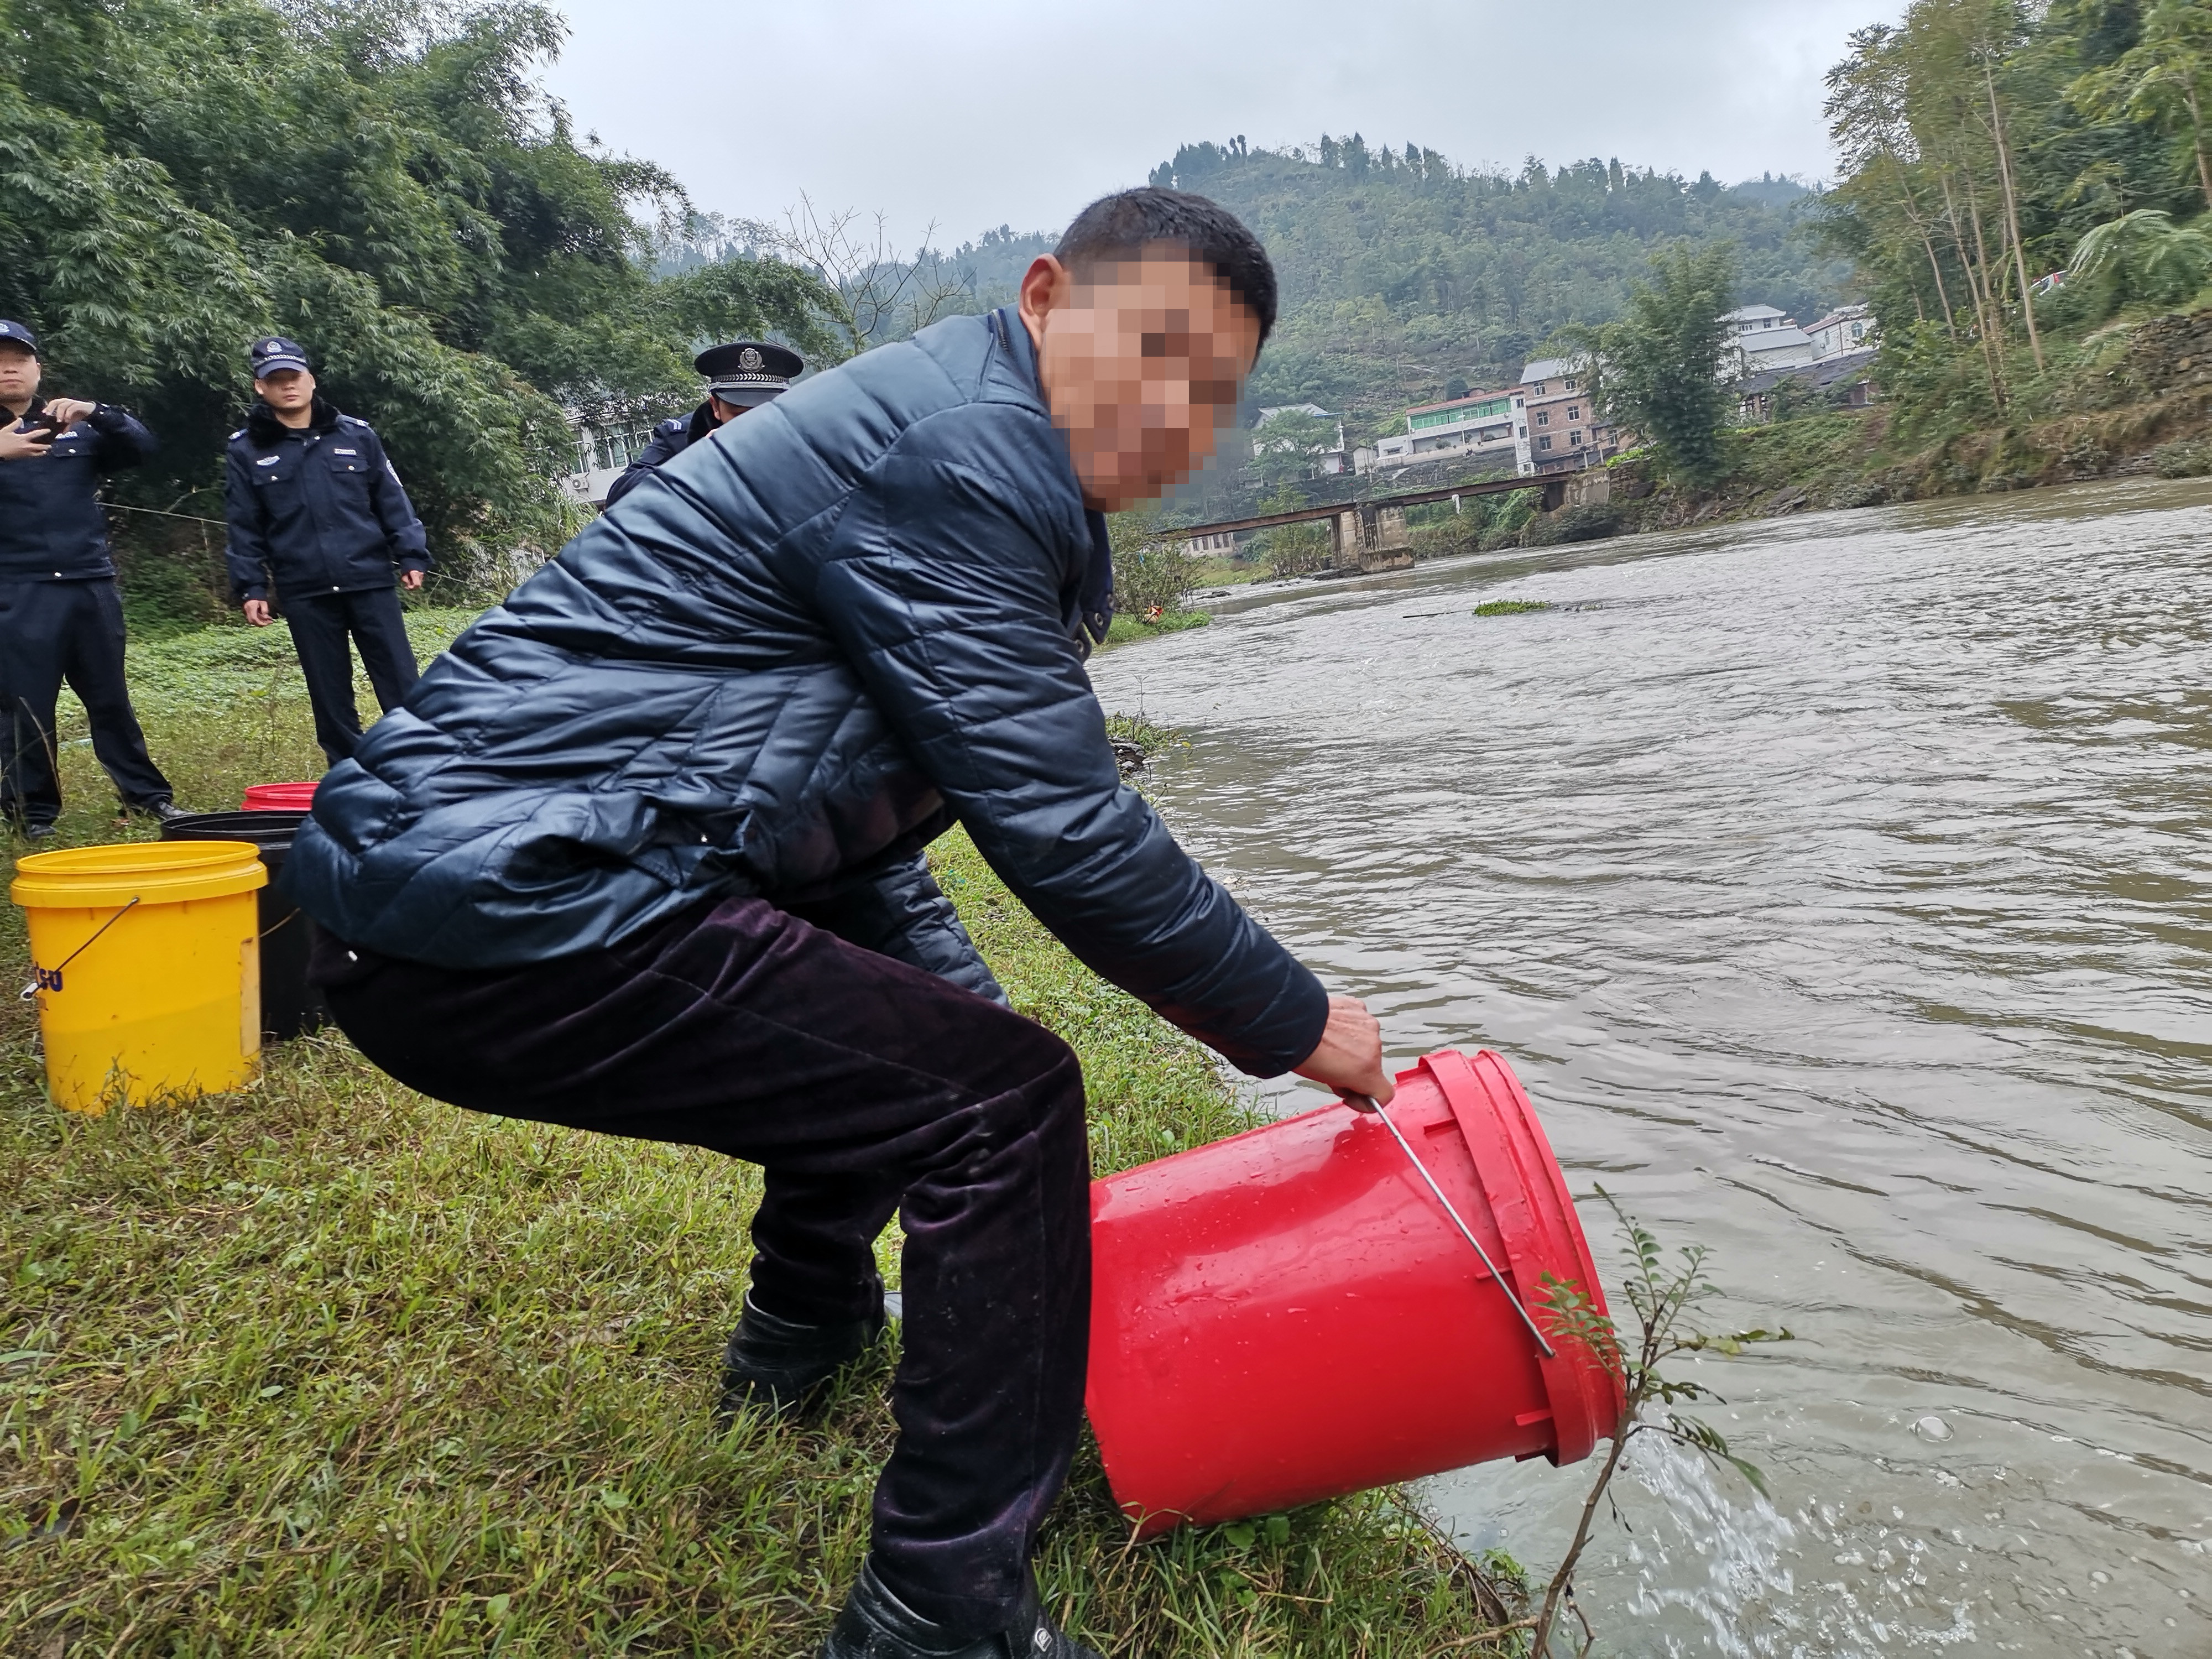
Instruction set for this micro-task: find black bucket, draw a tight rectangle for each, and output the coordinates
[159,809,326,1041]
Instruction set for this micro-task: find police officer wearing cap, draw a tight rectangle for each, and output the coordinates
[224,337,432,766]
[0,318,180,839]
[602,341,804,507]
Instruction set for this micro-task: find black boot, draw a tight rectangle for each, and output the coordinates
[718,1279,886,1418]
[820,1561,1103,1659]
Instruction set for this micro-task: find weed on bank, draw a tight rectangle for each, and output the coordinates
[0,617,1520,1656]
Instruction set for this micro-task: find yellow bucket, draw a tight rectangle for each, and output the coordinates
[12,841,267,1113]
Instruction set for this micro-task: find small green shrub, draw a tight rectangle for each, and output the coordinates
[2153,438,2212,478]
[1828,478,1890,508]
[1110,541,1194,618]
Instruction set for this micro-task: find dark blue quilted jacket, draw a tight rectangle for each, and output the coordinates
[288,309,1328,1076]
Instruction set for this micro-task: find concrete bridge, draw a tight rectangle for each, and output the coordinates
[1175,467,1611,574]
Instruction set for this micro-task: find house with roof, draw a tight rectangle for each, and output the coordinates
[1515,356,1614,474]
[1807,302,1877,360]
[1718,305,1817,378]
[1734,348,1879,422]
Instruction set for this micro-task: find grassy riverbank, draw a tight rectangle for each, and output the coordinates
[1609,303,2212,530]
[0,617,1521,1656]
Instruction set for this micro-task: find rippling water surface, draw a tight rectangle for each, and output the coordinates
[1087,479,2212,1656]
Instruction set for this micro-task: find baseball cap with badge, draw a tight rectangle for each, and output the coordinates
[0,320,38,356]
[249,336,312,378]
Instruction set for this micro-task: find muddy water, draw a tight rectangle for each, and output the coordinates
[1087,478,2212,1656]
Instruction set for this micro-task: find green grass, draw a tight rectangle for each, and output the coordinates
[1099,608,1211,652]
[1470,600,1551,618]
[0,615,1522,1656]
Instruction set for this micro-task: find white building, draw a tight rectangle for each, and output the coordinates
[1717,305,1817,378]
[1369,389,1524,475]
[564,418,659,507]
[1807,302,1877,360]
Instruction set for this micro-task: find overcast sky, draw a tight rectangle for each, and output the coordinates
[539,0,1902,253]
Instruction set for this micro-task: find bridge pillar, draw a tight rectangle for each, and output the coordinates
[1365,507,1415,572]
[1332,509,1363,571]
[1566,468,1611,508]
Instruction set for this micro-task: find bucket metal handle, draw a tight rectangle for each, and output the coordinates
[19,896,140,1000]
[1343,1089,1558,1360]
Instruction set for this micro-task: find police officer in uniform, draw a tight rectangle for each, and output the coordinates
[602,340,804,507]
[0,318,180,838]
[223,337,431,766]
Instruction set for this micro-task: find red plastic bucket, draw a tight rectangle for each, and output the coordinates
[242,781,319,812]
[1086,1047,1623,1534]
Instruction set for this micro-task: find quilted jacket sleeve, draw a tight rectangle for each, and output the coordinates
[809,418,1329,1078]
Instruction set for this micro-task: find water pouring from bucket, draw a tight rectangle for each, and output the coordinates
[1084,1047,1623,1535]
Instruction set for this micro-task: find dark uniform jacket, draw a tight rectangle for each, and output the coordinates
[289,307,1329,1077]
[602,401,718,508]
[0,399,155,583]
[224,397,430,603]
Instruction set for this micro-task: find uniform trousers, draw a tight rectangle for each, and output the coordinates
[310,893,1091,1641]
[0,577,171,827]
[282,586,419,764]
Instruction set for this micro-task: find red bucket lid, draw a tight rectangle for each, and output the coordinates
[241,780,320,811]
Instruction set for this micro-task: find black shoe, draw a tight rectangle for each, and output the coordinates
[124,799,189,823]
[719,1280,886,1419]
[821,1562,1103,1659]
[19,822,55,841]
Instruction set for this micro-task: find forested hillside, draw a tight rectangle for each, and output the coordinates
[936,142,1849,435]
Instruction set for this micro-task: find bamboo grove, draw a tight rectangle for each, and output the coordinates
[1822,0,2212,435]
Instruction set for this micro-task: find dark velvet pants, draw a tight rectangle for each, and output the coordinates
[0,577,171,827]
[281,586,419,764]
[311,895,1091,1638]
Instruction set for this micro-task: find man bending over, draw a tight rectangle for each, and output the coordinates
[286,188,1392,1659]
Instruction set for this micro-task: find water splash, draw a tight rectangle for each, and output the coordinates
[1604,1432,1980,1657]
[1621,1430,1798,1657]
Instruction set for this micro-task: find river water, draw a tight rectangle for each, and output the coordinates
[1086,478,2212,1656]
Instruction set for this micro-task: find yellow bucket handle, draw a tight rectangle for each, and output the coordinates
[19,896,140,1000]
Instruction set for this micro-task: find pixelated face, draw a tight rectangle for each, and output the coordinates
[0,341,39,406]
[255,367,316,412]
[1030,248,1259,513]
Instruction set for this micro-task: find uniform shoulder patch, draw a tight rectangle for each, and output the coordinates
[228,429,246,441]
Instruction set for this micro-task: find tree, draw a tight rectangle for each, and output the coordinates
[2069,207,2212,304]
[0,0,835,561]
[1247,407,1340,489]
[775,196,972,361]
[1575,243,1737,486]
[2069,0,2212,211]
[1821,0,2212,431]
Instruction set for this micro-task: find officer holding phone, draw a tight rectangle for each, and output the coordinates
[223,337,431,766]
[0,319,180,839]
